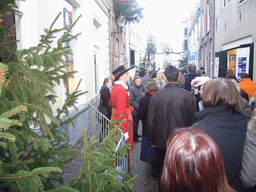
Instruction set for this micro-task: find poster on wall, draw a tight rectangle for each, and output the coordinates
[236,47,250,81]
[214,57,219,77]
[227,49,237,75]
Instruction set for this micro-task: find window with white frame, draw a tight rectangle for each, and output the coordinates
[62,1,76,94]
[224,0,231,7]
[207,2,210,32]
[201,9,205,37]
[238,0,247,5]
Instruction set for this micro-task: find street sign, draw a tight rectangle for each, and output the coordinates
[188,55,195,61]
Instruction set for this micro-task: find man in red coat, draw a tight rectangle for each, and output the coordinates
[109,65,134,150]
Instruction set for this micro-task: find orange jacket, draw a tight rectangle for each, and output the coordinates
[239,78,256,99]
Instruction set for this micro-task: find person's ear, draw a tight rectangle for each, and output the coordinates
[177,75,180,82]
[164,76,168,83]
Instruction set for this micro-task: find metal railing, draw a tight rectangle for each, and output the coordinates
[87,95,127,177]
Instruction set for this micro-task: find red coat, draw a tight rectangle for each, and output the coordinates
[109,84,134,150]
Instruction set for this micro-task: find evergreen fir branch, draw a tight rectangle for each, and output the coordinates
[0,141,7,148]
[41,55,56,71]
[0,167,62,180]
[48,186,79,192]
[29,52,44,68]
[9,126,46,145]
[0,105,27,119]
[38,112,54,141]
[10,102,59,126]
[7,61,36,85]
[0,0,15,18]
[8,129,52,156]
[54,79,86,120]
[10,140,18,163]
[62,33,81,44]
[0,168,61,192]
[69,126,135,191]
[0,39,18,62]
[0,62,8,95]
[15,70,28,103]
[1,159,34,168]
[0,25,13,38]
[16,47,41,61]
[56,15,82,51]
[30,70,55,93]
[5,41,18,62]
[0,118,22,130]
[47,12,62,35]
[45,94,57,104]
[0,10,85,191]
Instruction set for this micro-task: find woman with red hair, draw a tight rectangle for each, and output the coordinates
[161,127,234,192]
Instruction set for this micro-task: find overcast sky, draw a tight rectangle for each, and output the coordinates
[137,0,200,52]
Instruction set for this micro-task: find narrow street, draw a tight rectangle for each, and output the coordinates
[130,122,159,191]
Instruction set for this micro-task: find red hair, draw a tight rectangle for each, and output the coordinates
[161,127,235,192]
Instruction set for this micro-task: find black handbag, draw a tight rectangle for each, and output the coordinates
[98,102,108,117]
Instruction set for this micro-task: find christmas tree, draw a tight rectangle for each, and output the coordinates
[0,2,137,191]
[0,1,85,191]
[68,115,136,192]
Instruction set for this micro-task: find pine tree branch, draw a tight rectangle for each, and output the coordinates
[0,132,15,141]
[49,187,79,192]
[0,167,62,180]
[1,159,34,168]
[0,105,27,119]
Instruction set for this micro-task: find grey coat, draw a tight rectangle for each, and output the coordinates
[241,109,256,189]
[129,84,144,116]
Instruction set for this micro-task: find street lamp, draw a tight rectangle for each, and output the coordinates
[112,12,126,35]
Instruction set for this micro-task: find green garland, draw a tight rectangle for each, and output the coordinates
[114,0,143,23]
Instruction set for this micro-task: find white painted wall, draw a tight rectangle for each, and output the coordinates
[127,22,148,73]
[93,2,111,93]
[14,0,111,114]
[215,0,256,79]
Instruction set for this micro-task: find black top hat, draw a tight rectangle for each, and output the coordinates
[112,65,130,81]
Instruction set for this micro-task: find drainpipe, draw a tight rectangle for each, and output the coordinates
[128,22,131,68]
[211,0,215,77]
[109,9,113,77]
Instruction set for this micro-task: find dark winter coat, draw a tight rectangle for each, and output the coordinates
[192,106,248,190]
[138,93,153,137]
[129,84,144,116]
[99,85,112,119]
[147,83,197,149]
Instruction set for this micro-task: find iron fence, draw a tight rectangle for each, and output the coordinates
[87,95,127,177]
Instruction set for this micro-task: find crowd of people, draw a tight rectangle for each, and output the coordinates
[98,64,256,192]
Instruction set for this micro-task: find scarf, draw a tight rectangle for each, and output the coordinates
[149,90,156,95]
